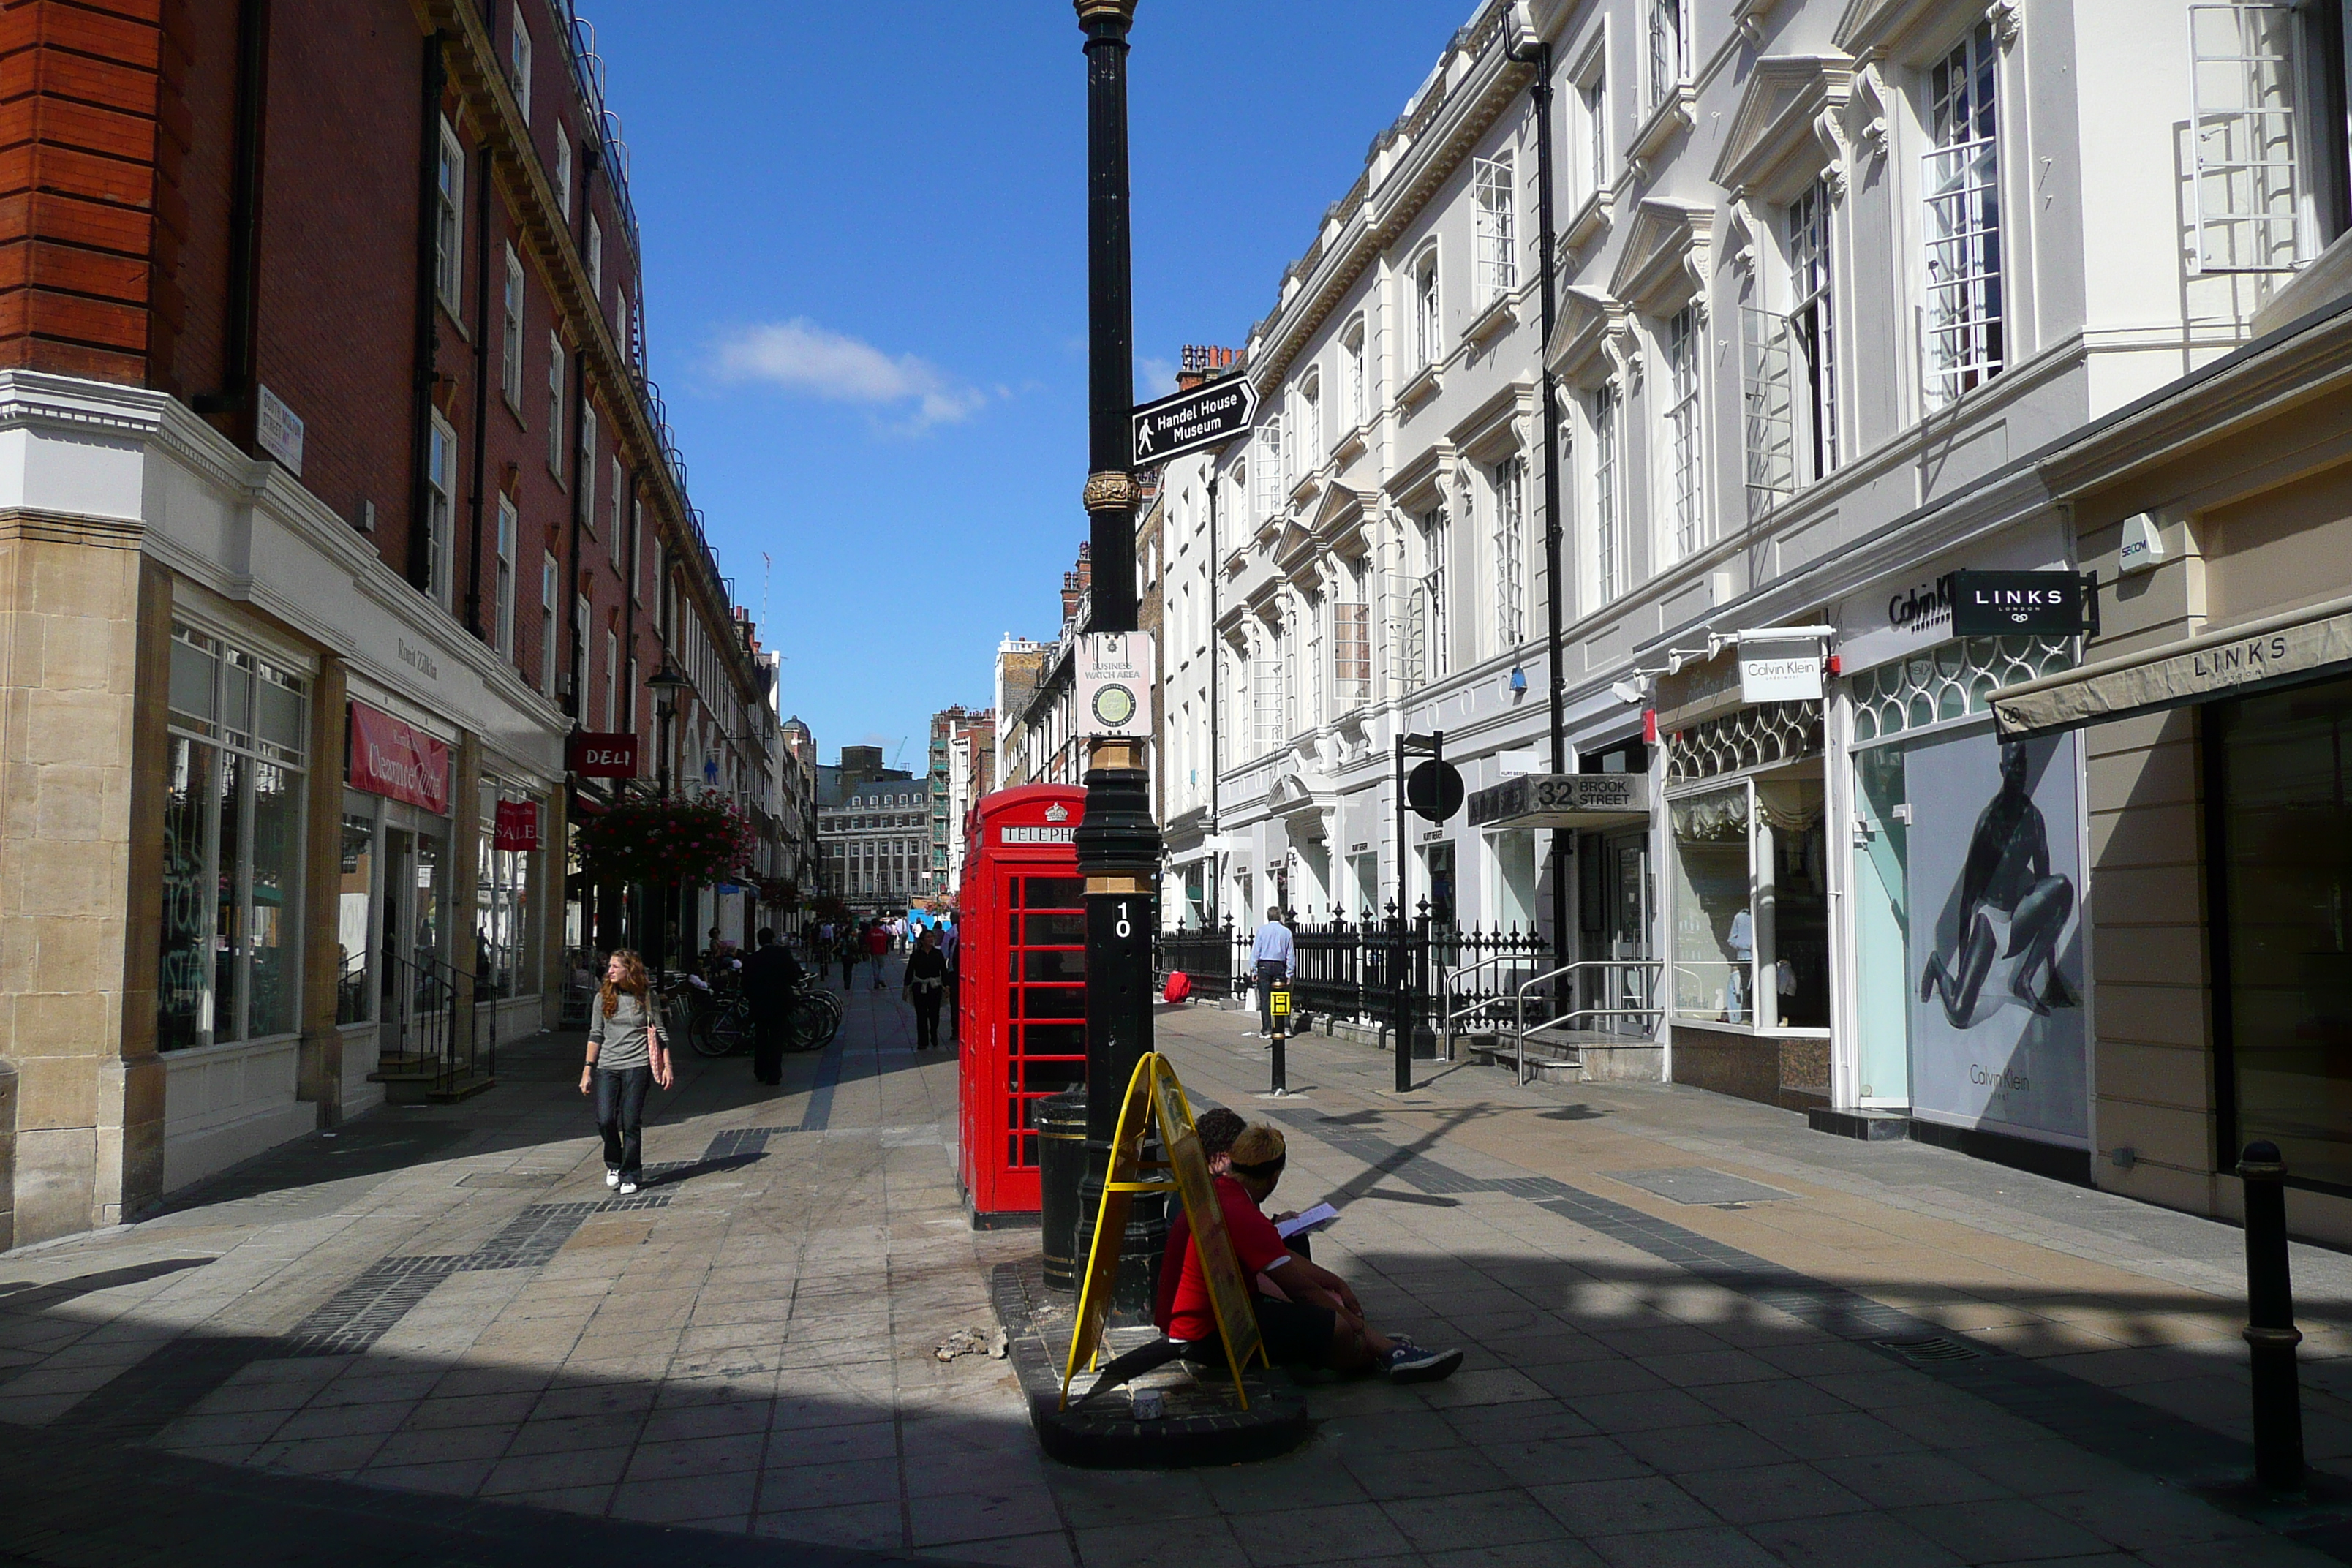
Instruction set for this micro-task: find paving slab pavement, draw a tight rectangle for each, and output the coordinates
[5,968,2352,1565]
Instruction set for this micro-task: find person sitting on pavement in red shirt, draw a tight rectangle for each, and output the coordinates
[1155,1123,1461,1382]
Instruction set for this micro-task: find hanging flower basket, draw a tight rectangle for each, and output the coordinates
[754,875,799,909]
[574,794,757,888]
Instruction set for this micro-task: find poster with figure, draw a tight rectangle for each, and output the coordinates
[1904,726,2088,1145]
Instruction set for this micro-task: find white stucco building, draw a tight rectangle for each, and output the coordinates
[1156,0,2345,1175]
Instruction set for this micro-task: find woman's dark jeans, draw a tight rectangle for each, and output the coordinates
[595,1066,652,1180]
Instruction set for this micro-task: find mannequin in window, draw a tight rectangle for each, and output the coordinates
[1920,741,2077,1025]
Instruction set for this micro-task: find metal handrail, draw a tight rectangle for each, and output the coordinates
[1439,949,1553,1058]
[1512,960,1665,1086]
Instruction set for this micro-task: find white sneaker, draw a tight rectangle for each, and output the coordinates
[618,1180,639,1196]
[604,1170,621,1189]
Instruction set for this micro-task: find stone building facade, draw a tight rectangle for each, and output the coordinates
[0,2,775,1249]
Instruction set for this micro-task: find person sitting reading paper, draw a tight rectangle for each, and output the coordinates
[1154,1123,1460,1382]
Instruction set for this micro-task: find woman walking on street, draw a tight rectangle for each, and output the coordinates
[580,949,671,1195]
[905,930,949,1049]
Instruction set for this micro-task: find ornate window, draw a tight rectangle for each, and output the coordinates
[1474,152,1518,303]
[1849,635,2074,742]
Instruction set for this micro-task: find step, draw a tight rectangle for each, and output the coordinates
[1808,1106,1912,1142]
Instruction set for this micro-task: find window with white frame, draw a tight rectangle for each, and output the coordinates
[1341,317,1367,429]
[1663,307,1705,558]
[540,553,559,697]
[1417,504,1450,681]
[1923,20,2005,407]
[501,245,524,409]
[586,214,603,302]
[1256,419,1284,515]
[604,629,617,731]
[1648,0,1689,112]
[1592,384,1622,603]
[426,415,456,609]
[625,655,638,733]
[1580,66,1609,200]
[555,123,573,222]
[546,333,566,476]
[608,456,623,538]
[434,119,464,311]
[1474,151,1518,304]
[573,593,589,709]
[579,402,599,529]
[1231,459,1250,530]
[2187,1,2351,274]
[1300,373,1321,464]
[1491,453,1529,649]
[1334,554,1371,709]
[1412,247,1441,369]
[508,3,532,118]
[1785,182,1839,483]
[494,497,518,657]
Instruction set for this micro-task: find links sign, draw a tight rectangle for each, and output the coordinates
[1131,377,1258,465]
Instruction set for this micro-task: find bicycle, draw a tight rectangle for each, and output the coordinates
[787,982,842,1050]
[660,971,752,1058]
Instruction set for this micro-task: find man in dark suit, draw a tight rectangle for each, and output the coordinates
[741,927,806,1086]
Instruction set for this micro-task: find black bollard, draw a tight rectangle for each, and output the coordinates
[2238,1139,2305,1493]
[1270,989,1288,1096]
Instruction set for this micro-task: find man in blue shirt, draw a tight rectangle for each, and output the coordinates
[1249,905,1294,1038]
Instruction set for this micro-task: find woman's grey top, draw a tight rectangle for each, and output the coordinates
[588,991,663,1071]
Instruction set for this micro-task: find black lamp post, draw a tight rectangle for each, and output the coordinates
[647,662,691,970]
[1063,0,1164,1317]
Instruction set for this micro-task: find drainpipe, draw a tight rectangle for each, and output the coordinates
[1509,16,1569,960]
[193,0,271,427]
[407,33,447,592]
[464,143,493,637]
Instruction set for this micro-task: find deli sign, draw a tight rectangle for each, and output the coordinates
[347,703,451,814]
[567,731,639,778]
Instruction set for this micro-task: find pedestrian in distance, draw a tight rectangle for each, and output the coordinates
[742,926,805,1087]
[840,928,858,990]
[865,920,889,990]
[941,916,961,1039]
[1248,905,1294,1039]
[580,949,671,1196]
[905,929,949,1049]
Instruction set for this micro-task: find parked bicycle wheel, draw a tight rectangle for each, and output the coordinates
[707,998,754,1056]
[788,992,838,1049]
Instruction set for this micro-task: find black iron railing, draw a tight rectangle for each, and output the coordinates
[378,949,493,1099]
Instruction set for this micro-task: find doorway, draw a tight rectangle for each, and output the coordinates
[1578,828,1654,1035]
[1852,745,1910,1106]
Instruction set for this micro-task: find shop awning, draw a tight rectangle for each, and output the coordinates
[1466,772,1652,830]
[1992,593,2352,739]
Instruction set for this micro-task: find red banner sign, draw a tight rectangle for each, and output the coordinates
[347,702,451,814]
[494,799,540,853]
[567,731,640,778]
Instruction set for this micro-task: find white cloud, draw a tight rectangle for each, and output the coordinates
[707,318,987,431]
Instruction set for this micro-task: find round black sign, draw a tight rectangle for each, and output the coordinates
[1406,759,1465,823]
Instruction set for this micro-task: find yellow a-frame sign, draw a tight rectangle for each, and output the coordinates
[1059,1052,1266,1410]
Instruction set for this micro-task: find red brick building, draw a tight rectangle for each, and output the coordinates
[0,1,780,1246]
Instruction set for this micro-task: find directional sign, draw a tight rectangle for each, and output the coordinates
[1131,377,1258,466]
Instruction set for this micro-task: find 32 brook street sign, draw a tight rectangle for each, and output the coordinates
[1130,377,1258,465]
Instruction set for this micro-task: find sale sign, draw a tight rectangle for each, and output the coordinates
[494,799,540,852]
[348,703,451,813]
[567,731,639,778]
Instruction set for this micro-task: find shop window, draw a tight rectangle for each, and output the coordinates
[1668,777,1827,1028]
[477,783,535,1002]
[338,813,374,1025]
[1667,701,1823,783]
[2216,672,2352,1188]
[159,625,309,1049]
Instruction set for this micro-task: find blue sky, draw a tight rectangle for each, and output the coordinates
[590,1,1478,768]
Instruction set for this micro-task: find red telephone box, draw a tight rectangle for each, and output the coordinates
[957,783,1088,1220]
